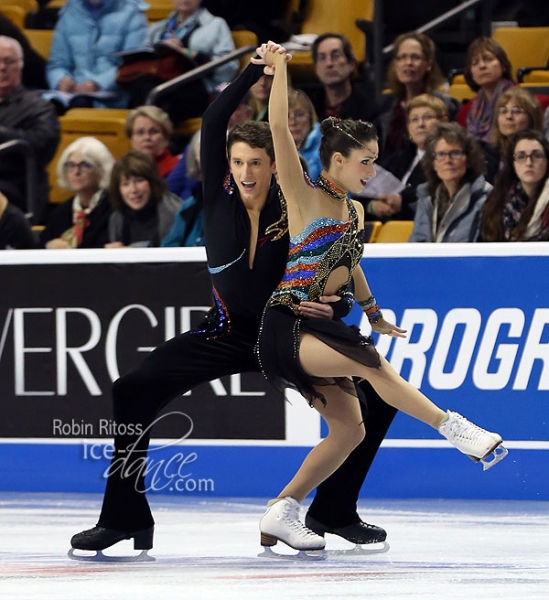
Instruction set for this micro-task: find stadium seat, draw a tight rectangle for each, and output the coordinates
[23,28,54,60]
[1,5,26,28]
[373,220,414,243]
[492,27,549,79]
[363,220,382,243]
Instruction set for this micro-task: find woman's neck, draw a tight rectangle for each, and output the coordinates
[78,188,97,208]
[443,180,460,198]
[521,181,538,200]
[177,9,194,22]
[482,82,499,101]
[404,81,424,102]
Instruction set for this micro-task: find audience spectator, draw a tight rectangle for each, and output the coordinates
[288,89,322,181]
[107,151,182,247]
[0,191,35,249]
[458,37,514,143]
[46,0,148,109]
[367,94,449,221]
[126,106,180,178]
[42,137,114,249]
[249,74,272,121]
[377,32,458,157]
[161,130,204,246]
[0,12,47,89]
[307,33,377,123]
[409,122,491,242]
[0,36,60,223]
[131,0,238,124]
[480,130,549,242]
[482,87,543,183]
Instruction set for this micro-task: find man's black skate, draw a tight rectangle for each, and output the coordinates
[305,514,390,554]
[68,525,154,562]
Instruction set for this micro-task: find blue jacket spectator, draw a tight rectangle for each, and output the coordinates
[46,0,148,109]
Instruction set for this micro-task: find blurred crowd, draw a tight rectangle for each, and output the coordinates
[1,0,548,249]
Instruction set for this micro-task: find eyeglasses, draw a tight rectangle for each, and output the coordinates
[64,160,94,171]
[288,111,308,122]
[433,150,465,161]
[513,150,546,163]
[316,50,346,63]
[408,114,437,125]
[132,128,163,137]
[395,53,425,63]
[0,57,19,67]
[498,106,526,117]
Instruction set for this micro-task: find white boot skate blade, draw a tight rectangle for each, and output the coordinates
[328,541,390,556]
[480,445,508,471]
[258,545,326,561]
[67,548,155,562]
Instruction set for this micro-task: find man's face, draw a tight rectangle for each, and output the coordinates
[0,40,22,96]
[314,38,355,87]
[228,142,276,206]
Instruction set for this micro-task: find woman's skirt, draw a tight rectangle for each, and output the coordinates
[256,305,380,407]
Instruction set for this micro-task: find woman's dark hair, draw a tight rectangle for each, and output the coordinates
[109,150,167,211]
[386,32,444,100]
[318,117,377,170]
[480,129,549,241]
[227,121,275,163]
[464,37,513,92]
[421,122,486,197]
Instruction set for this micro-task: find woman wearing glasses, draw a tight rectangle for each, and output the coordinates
[42,137,114,249]
[482,88,543,183]
[409,122,491,242]
[376,32,459,157]
[480,130,549,241]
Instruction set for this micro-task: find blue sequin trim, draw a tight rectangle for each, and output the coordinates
[290,217,347,244]
[207,248,246,274]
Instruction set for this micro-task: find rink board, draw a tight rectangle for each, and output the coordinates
[0,245,547,500]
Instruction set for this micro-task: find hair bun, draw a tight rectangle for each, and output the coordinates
[320,116,343,135]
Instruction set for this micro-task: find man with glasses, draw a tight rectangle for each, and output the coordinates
[307,33,378,123]
[0,36,60,223]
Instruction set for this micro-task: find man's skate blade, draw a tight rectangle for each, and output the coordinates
[258,545,326,561]
[480,444,508,470]
[329,541,390,556]
[67,548,155,562]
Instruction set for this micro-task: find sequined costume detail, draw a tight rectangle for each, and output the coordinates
[191,287,231,339]
[268,197,365,314]
[207,248,246,274]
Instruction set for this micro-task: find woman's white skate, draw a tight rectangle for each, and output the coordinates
[438,410,508,470]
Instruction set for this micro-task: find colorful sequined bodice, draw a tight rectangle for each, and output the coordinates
[268,198,364,313]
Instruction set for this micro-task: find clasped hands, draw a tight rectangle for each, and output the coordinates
[251,40,291,74]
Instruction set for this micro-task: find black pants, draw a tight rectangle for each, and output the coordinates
[97,316,397,531]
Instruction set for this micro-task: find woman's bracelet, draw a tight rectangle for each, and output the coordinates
[359,296,383,323]
[358,295,376,309]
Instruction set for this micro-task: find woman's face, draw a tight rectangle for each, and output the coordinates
[250,75,272,105]
[407,106,442,149]
[130,115,168,158]
[432,138,468,188]
[339,143,378,194]
[513,139,548,188]
[64,150,100,195]
[497,100,530,138]
[172,0,201,15]
[470,50,503,89]
[119,174,152,211]
[394,38,431,87]
[288,103,312,146]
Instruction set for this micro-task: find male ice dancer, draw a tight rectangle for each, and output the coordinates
[70,51,397,557]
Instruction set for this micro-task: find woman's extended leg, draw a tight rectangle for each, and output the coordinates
[299,333,446,428]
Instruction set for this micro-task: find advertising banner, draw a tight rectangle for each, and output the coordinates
[0,246,547,500]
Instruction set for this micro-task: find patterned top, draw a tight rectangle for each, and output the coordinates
[268,197,365,314]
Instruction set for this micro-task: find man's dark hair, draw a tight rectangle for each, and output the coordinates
[227,121,275,163]
[311,33,356,65]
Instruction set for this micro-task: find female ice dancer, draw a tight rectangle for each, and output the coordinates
[254,42,507,554]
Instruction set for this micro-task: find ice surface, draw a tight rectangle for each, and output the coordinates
[0,493,547,600]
